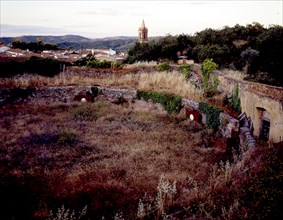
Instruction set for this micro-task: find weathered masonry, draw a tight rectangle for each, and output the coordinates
[216,71,283,143]
[240,89,283,143]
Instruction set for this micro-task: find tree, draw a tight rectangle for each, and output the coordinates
[241,47,259,75]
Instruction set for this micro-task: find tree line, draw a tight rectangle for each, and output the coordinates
[126,23,283,86]
[11,38,59,52]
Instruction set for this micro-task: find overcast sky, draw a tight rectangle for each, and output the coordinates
[1,0,282,38]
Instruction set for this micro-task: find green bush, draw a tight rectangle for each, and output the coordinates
[203,74,220,98]
[201,59,218,85]
[201,59,219,97]
[179,64,192,80]
[86,60,112,68]
[23,56,62,76]
[157,62,170,72]
[136,90,182,113]
[86,60,122,68]
[0,56,63,77]
[199,102,221,130]
[231,83,241,113]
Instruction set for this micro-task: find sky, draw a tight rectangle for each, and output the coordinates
[1,0,282,38]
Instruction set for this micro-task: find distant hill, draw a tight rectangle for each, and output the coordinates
[0,35,140,52]
[0,35,91,45]
[0,35,163,52]
[57,37,138,52]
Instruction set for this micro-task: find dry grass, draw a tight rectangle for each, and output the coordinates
[0,68,203,101]
[0,100,226,219]
[124,61,158,69]
[221,69,247,80]
[1,66,282,219]
[99,71,203,100]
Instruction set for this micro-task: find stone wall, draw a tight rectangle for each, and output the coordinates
[215,71,283,143]
[240,89,283,143]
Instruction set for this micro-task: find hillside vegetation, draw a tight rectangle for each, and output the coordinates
[126,23,283,86]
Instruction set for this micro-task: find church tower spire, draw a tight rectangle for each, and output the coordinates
[138,19,148,43]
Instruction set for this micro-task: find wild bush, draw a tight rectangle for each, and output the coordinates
[199,102,221,131]
[137,175,177,219]
[0,56,63,77]
[179,64,192,80]
[201,59,219,97]
[231,83,241,113]
[48,205,87,220]
[86,60,122,69]
[136,90,182,113]
[156,62,170,72]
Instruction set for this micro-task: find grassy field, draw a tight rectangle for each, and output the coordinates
[0,99,225,219]
[0,99,282,219]
[0,64,282,219]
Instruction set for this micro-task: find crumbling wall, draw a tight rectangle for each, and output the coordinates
[240,89,283,143]
[215,71,283,143]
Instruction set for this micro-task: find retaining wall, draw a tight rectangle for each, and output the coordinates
[214,71,283,143]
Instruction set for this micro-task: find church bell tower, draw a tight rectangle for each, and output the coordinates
[138,19,148,43]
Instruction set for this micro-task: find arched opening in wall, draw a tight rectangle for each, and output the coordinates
[256,107,271,142]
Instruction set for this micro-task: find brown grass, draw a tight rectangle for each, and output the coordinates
[0,67,203,101]
[1,66,282,219]
[0,100,227,219]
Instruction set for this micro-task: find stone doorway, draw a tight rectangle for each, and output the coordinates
[257,107,270,142]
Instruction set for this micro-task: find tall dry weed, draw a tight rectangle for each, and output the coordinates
[0,69,202,101]
[222,69,246,80]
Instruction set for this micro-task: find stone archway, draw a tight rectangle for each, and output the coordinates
[256,107,271,142]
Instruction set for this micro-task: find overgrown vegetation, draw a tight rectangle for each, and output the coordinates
[156,62,170,72]
[179,64,192,80]
[86,60,122,68]
[0,101,225,219]
[0,99,282,219]
[12,38,59,52]
[136,90,182,113]
[199,102,221,131]
[231,83,241,113]
[201,59,219,97]
[126,23,283,86]
[0,56,64,77]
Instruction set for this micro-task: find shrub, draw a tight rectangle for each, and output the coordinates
[0,56,63,77]
[179,64,192,80]
[199,102,221,130]
[91,86,99,97]
[201,59,219,97]
[201,59,218,86]
[231,83,241,113]
[86,60,122,68]
[137,175,177,219]
[74,53,96,66]
[48,205,87,220]
[203,74,220,98]
[23,56,62,77]
[157,62,170,72]
[136,90,182,113]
